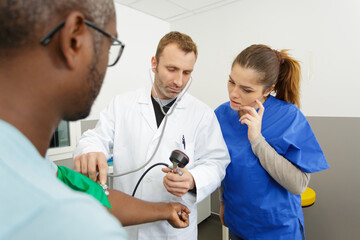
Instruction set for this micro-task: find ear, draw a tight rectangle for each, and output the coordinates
[264,84,275,97]
[59,12,90,69]
[151,56,157,73]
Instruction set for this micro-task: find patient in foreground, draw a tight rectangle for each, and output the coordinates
[0,1,189,239]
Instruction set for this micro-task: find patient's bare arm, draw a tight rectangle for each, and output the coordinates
[106,189,190,228]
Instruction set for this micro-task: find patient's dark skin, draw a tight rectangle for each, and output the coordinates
[0,3,190,229]
[107,190,190,227]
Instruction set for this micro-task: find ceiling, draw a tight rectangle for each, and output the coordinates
[114,0,240,22]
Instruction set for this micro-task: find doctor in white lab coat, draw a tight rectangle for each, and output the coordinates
[74,31,230,240]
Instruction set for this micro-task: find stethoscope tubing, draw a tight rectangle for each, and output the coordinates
[107,68,192,178]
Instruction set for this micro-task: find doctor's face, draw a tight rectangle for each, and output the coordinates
[228,64,267,114]
[151,43,196,99]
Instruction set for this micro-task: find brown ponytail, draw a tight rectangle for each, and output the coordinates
[274,50,301,108]
[232,44,301,108]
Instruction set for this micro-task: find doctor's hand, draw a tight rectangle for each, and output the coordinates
[239,99,265,142]
[74,152,108,185]
[162,168,195,197]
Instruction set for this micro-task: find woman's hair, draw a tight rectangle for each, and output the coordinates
[232,44,301,108]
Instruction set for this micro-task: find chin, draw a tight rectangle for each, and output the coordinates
[161,91,176,99]
[168,93,179,99]
[63,112,89,121]
[229,106,239,111]
[63,104,92,121]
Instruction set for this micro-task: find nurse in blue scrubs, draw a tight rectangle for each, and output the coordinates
[215,44,329,240]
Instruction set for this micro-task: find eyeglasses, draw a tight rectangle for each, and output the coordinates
[40,19,125,67]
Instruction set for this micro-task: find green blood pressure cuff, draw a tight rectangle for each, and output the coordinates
[57,166,112,209]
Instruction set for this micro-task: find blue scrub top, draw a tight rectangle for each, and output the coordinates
[215,96,329,240]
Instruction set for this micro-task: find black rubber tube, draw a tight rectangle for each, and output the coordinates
[132,163,169,197]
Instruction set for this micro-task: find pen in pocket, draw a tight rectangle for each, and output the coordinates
[182,135,186,150]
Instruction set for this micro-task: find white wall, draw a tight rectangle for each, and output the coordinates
[171,0,360,117]
[86,3,170,120]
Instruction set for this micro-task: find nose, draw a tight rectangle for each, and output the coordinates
[173,72,184,87]
[229,86,240,99]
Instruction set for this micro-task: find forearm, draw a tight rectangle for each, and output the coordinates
[106,190,172,226]
[188,164,224,204]
[251,135,310,195]
[218,182,224,205]
[188,145,229,204]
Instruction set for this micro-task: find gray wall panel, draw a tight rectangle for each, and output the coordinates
[303,117,360,239]
[81,120,98,134]
[55,158,74,169]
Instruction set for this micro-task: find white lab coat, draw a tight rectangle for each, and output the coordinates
[74,88,230,240]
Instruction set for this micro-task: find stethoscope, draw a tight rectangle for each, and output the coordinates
[106,66,193,196]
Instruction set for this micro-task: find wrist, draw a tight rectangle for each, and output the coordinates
[190,178,195,190]
[159,202,173,221]
[187,171,195,190]
[250,134,264,145]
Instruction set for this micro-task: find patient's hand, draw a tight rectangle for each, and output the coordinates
[166,202,190,228]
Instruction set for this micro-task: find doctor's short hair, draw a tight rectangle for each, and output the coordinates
[155,31,198,62]
[0,0,114,57]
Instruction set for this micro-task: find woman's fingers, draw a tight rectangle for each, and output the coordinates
[255,99,265,118]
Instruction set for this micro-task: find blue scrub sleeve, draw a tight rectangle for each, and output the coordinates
[267,110,329,173]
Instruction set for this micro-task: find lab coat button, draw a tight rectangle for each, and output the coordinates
[146,177,152,183]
